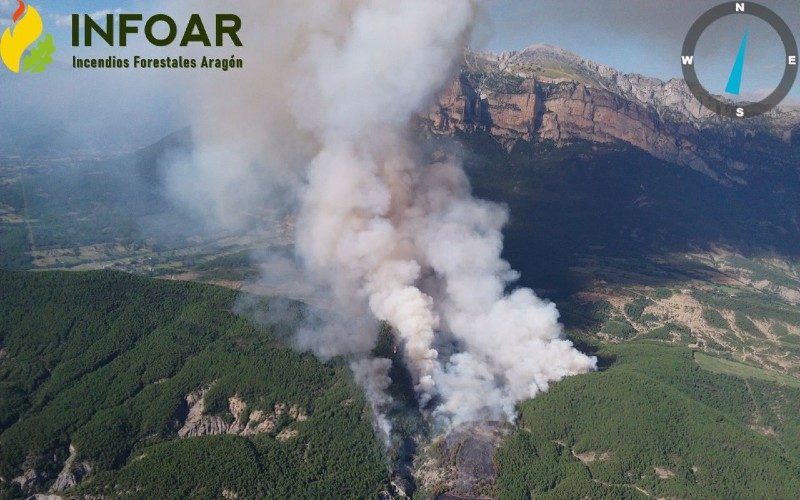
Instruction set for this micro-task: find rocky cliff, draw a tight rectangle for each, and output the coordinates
[427,44,800,184]
[177,386,308,440]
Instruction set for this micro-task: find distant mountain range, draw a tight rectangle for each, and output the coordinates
[426,44,800,186]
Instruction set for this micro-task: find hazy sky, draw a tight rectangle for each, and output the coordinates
[0,0,182,152]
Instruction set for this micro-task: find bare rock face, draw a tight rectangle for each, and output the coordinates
[428,45,800,184]
[12,468,45,493]
[276,428,300,442]
[9,446,92,496]
[538,83,666,148]
[414,422,512,500]
[430,76,539,143]
[50,444,92,492]
[177,389,229,438]
[222,488,240,499]
[177,386,306,440]
[428,69,713,177]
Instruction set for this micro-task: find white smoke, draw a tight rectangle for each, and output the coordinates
[350,358,395,443]
[170,0,596,429]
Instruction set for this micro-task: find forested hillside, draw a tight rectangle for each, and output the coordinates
[0,270,387,499]
[3,271,800,499]
[496,342,800,498]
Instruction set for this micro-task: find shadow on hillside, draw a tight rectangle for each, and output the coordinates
[441,134,800,331]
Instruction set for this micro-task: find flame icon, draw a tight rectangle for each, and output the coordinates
[1,1,44,73]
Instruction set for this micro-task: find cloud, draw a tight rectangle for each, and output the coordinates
[53,9,124,27]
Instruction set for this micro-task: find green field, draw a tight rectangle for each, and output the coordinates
[695,352,800,389]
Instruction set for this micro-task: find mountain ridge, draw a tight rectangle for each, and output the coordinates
[479,43,800,119]
[426,44,800,185]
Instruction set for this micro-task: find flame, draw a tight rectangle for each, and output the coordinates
[12,1,25,23]
[1,2,43,73]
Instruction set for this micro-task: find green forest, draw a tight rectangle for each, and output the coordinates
[496,342,800,499]
[0,270,387,499]
[3,270,800,499]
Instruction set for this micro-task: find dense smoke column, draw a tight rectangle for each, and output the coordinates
[172,0,596,431]
[288,0,483,411]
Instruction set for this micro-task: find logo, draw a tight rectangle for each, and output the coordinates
[0,0,55,73]
[681,2,797,118]
[68,11,244,72]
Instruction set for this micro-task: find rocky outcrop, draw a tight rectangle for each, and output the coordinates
[432,75,540,141]
[538,83,669,149]
[177,387,307,440]
[12,468,46,493]
[9,446,91,495]
[50,445,92,492]
[428,45,800,184]
[177,389,229,438]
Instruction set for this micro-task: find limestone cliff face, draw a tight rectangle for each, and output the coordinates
[176,387,307,440]
[427,45,800,184]
[536,82,668,149]
[429,74,718,180]
[433,76,539,140]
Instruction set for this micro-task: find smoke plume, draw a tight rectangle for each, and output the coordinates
[171,0,596,429]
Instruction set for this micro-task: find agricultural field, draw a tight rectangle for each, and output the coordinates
[566,250,800,376]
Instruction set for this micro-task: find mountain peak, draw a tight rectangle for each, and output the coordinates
[493,43,586,70]
[518,43,581,59]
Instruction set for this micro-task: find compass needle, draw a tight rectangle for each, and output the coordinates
[682,2,797,118]
[725,31,749,95]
